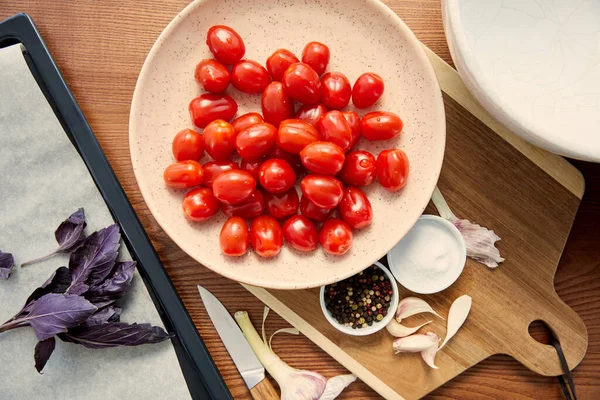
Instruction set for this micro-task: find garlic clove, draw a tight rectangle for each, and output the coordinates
[420,332,440,369]
[439,294,472,350]
[319,374,357,400]
[386,318,431,338]
[395,297,444,323]
[393,333,438,354]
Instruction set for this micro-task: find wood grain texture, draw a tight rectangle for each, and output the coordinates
[0,1,598,399]
[250,378,279,400]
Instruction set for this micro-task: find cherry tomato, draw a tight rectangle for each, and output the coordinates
[319,218,353,255]
[267,145,304,173]
[206,25,245,65]
[361,111,404,141]
[202,160,238,188]
[317,110,353,152]
[266,49,299,81]
[352,72,385,109]
[203,119,236,161]
[164,161,204,189]
[299,141,345,175]
[277,119,320,154]
[376,149,409,192]
[300,195,333,222]
[221,189,265,219]
[182,187,220,222]
[301,42,329,76]
[338,187,373,229]
[194,59,230,93]
[338,150,376,187]
[212,170,257,205]
[300,175,343,209]
[295,103,327,127]
[342,111,361,149]
[264,188,299,219]
[240,159,263,180]
[320,72,351,109]
[231,60,271,94]
[282,63,321,104]
[232,112,264,135]
[283,215,318,252]
[189,94,238,128]
[250,215,283,258]
[235,123,278,161]
[172,128,204,161]
[258,159,297,194]
[220,216,250,256]
[261,81,294,127]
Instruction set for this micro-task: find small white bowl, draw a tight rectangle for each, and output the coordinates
[319,262,399,336]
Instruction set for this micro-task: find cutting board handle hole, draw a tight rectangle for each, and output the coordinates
[528,320,553,345]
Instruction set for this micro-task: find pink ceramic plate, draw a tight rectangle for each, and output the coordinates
[129,0,445,289]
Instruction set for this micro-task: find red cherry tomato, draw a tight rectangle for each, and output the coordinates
[164,161,204,189]
[282,63,321,104]
[266,49,299,81]
[317,110,353,152]
[232,112,264,135]
[202,160,238,188]
[220,217,250,256]
[277,119,320,154]
[300,175,343,209]
[352,72,385,109]
[258,159,297,194]
[376,149,409,192]
[212,170,257,205]
[203,119,236,161]
[319,218,353,255]
[194,59,230,93]
[300,195,333,222]
[361,111,404,141]
[182,187,220,222]
[231,60,271,94]
[299,141,345,175]
[267,145,304,174]
[338,187,373,229]
[264,188,299,219]
[342,111,361,149]
[283,215,318,252]
[301,42,330,76]
[250,215,283,258]
[240,159,263,180]
[206,25,245,65]
[338,150,376,187]
[261,81,294,128]
[320,72,351,109]
[235,123,278,161]
[295,103,327,127]
[189,94,238,128]
[221,189,265,219]
[172,128,204,161]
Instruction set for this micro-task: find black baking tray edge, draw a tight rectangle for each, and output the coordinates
[0,13,232,400]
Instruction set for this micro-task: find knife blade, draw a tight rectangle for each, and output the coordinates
[198,285,279,400]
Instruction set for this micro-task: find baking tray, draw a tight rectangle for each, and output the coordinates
[0,13,232,400]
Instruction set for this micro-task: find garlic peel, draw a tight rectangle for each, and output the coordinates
[393,333,438,353]
[395,297,444,322]
[386,318,431,338]
[319,374,357,400]
[421,332,440,369]
[269,327,300,351]
[439,295,472,350]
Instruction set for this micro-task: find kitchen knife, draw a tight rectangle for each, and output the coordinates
[198,285,279,400]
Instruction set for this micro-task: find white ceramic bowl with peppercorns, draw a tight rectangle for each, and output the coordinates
[319,262,399,336]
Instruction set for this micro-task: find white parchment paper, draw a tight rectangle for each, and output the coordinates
[0,44,191,400]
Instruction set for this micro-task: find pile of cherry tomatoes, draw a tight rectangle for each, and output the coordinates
[163,25,409,258]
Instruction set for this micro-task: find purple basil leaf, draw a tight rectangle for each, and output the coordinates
[68,224,120,295]
[85,261,136,305]
[83,306,122,326]
[55,208,87,253]
[11,293,97,341]
[26,267,72,304]
[0,250,15,280]
[34,337,56,373]
[58,322,170,349]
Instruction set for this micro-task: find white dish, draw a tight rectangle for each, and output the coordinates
[319,262,399,336]
[443,0,600,162]
[387,215,466,294]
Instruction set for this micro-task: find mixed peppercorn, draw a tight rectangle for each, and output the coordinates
[324,264,393,329]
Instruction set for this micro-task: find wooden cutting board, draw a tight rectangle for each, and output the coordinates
[243,48,588,400]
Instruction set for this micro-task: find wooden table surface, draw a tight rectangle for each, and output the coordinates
[1,1,598,399]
